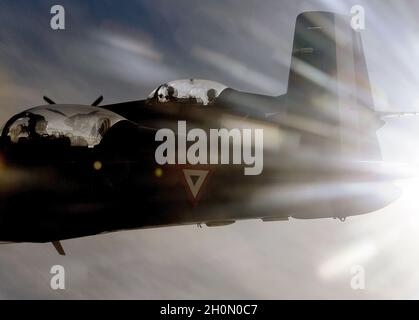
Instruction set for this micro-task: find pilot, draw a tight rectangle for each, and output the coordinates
[156,85,169,103]
[35,119,48,136]
[167,86,177,101]
[9,124,26,143]
[27,114,48,138]
[207,89,217,103]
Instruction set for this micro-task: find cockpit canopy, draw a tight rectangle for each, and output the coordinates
[3,105,125,148]
[147,79,227,105]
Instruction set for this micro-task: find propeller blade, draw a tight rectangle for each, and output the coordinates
[92,95,103,106]
[52,241,65,256]
[46,108,67,117]
[43,96,56,105]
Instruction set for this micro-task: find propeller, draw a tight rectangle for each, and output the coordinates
[43,95,104,106]
[43,96,56,105]
[91,95,103,106]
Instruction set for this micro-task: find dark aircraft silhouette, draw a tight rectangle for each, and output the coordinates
[0,12,411,254]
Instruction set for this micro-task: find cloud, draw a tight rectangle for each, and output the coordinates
[192,46,283,94]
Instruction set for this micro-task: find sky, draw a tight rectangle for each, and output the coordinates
[2,0,419,299]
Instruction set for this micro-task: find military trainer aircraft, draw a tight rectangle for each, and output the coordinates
[0,11,412,254]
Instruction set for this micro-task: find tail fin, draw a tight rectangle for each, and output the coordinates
[286,11,382,160]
